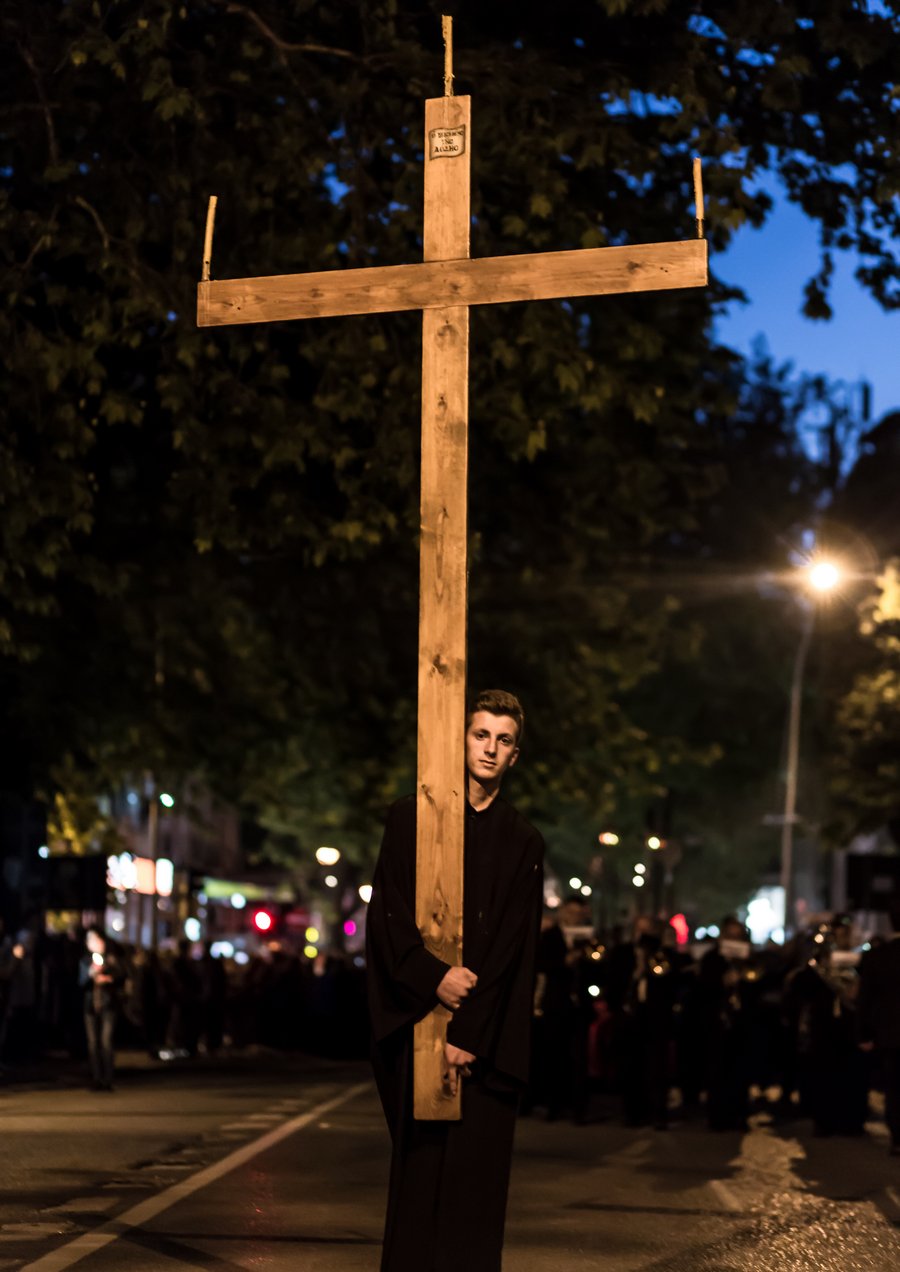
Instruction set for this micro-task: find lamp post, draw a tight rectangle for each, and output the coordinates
[780,559,840,935]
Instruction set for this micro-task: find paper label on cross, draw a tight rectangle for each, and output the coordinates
[429,126,466,158]
[197,94,707,1122]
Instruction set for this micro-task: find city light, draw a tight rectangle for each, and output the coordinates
[580,884,592,897]
[155,858,174,897]
[807,560,841,593]
[37,845,49,859]
[159,792,175,808]
[324,874,339,888]
[358,884,373,904]
[707,924,720,938]
[568,877,582,889]
[588,985,600,998]
[344,919,357,937]
[598,832,619,846]
[634,863,646,875]
[304,945,318,959]
[669,913,690,946]
[647,836,662,850]
[231,893,247,910]
[252,909,274,933]
[632,875,645,888]
[305,926,320,943]
[184,917,201,941]
[316,846,341,867]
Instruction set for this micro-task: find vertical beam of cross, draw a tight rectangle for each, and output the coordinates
[413,93,471,1120]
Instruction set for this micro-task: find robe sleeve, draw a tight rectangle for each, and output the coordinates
[366,799,451,1042]
[446,829,544,1060]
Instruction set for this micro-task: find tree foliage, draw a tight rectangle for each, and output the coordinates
[2,1,899,901]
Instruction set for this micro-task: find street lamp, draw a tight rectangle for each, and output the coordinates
[807,560,841,593]
[780,557,841,935]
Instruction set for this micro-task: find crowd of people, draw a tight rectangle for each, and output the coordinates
[2,902,899,1152]
[0,924,368,1087]
[526,897,898,1148]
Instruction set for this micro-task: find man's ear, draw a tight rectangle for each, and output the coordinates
[508,748,520,769]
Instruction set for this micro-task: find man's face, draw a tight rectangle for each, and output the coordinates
[465,711,520,786]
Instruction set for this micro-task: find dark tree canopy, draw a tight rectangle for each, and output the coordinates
[2,0,898,904]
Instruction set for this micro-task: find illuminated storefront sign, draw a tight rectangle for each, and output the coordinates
[106,853,174,897]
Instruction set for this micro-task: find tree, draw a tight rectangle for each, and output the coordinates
[2,1,898,889]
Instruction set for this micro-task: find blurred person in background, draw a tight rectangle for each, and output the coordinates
[168,939,202,1057]
[858,905,900,1155]
[783,919,866,1136]
[609,916,677,1130]
[79,929,125,1090]
[698,917,753,1131]
[199,941,227,1055]
[0,931,38,1065]
[528,895,594,1124]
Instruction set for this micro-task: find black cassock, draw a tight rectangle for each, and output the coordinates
[366,794,544,1272]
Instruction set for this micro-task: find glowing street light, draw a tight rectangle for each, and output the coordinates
[568,876,583,889]
[598,831,619,846]
[159,792,175,808]
[807,560,841,593]
[580,884,592,897]
[634,863,646,875]
[316,846,341,867]
[647,836,662,851]
[632,875,646,888]
[358,884,373,904]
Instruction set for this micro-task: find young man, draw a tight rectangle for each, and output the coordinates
[366,689,545,1272]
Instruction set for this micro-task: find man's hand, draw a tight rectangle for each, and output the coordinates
[437,966,477,1010]
[443,1042,477,1097]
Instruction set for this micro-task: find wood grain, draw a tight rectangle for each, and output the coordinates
[196,238,708,326]
[414,95,471,1122]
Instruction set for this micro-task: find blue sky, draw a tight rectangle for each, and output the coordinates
[714,195,900,422]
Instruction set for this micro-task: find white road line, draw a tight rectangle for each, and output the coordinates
[707,1178,742,1213]
[18,1082,371,1272]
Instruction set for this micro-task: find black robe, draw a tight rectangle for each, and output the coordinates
[366,794,544,1272]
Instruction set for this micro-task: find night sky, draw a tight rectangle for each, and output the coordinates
[716,189,900,421]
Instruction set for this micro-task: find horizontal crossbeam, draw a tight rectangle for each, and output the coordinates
[197,239,707,327]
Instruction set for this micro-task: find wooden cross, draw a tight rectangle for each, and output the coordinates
[196,18,707,1120]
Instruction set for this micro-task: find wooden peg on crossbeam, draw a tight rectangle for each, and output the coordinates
[202,195,218,282]
[692,157,705,239]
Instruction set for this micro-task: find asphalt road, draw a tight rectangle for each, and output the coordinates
[3,1052,900,1271]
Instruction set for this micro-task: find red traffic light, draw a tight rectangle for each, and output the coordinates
[252,909,274,933]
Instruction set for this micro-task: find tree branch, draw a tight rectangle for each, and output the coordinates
[73,196,110,253]
[210,0,364,65]
[18,44,59,166]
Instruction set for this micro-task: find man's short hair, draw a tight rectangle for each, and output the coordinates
[467,688,525,746]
